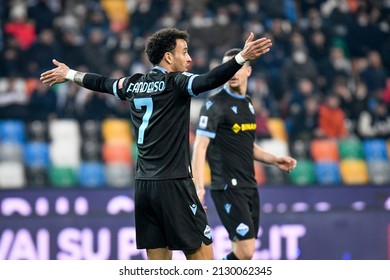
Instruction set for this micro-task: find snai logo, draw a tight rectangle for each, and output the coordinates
[231,123,257,133]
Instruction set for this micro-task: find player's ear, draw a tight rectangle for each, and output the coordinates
[164,52,173,65]
[246,65,252,77]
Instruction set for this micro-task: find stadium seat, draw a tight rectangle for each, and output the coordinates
[315,161,341,185]
[26,166,48,188]
[289,139,311,159]
[0,162,26,189]
[81,119,102,142]
[49,119,81,143]
[310,139,339,161]
[105,163,133,188]
[81,140,102,161]
[79,162,106,188]
[102,142,132,164]
[0,119,26,144]
[0,142,23,162]
[338,137,364,160]
[50,141,81,167]
[257,139,290,157]
[340,159,369,185]
[101,0,130,32]
[102,118,132,144]
[366,160,390,185]
[264,164,289,185]
[288,159,316,185]
[26,120,48,141]
[256,139,290,185]
[49,166,78,188]
[363,138,388,161]
[24,142,50,168]
[267,118,288,142]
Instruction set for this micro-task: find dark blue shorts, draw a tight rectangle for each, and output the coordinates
[211,187,260,241]
[135,178,212,251]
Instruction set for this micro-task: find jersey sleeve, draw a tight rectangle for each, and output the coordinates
[81,73,143,101]
[191,57,242,95]
[173,72,199,96]
[195,97,223,139]
[115,73,143,100]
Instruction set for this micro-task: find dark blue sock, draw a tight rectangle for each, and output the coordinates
[222,252,239,260]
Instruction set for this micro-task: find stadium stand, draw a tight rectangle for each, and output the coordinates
[288,159,316,186]
[337,137,364,160]
[0,120,26,144]
[366,160,390,185]
[0,0,389,188]
[315,161,341,185]
[339,159,369,185]
[105,162,133,188]
[266,118,289,142]
[24,141,50,168]
[49,166,78,188]
[79,161,106,188]
[362,138,388,161]
[310,139,339,162]
[0,161,26,189]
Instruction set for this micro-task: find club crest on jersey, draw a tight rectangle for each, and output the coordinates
[249,103,255,114]
[204,225,212,239]
[199,115,208,129]
[231,106,238,114]
[236,223,249,237]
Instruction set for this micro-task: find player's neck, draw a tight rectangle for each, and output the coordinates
[228,87,246,96]
[225,85,246,97]
[157,62,174,73]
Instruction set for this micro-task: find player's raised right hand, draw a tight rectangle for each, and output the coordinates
[240,32,272,62]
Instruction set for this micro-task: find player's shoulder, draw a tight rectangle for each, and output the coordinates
[208,89,227,101]
[244,94,253,103]
[131,73,143,80]
[123,73,144,84]
[167,71,195,78]
[165,71,195,85]
[201,91,226,112]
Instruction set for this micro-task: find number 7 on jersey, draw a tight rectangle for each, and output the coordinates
[134,97,153,144]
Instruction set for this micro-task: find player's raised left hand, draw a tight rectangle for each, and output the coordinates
[40,59,70,86]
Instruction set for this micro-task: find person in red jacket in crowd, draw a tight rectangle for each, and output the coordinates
[317,93,349,139]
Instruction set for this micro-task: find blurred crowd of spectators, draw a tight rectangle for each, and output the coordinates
[1,0,390,142]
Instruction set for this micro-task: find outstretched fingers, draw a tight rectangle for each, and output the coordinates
[40,58,69,86]
[41,69,56,78]
[52,59,61,66]
[255,38,272,52]
[243,37,272,60]
[245,32,254,44]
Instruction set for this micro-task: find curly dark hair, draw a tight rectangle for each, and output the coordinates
[145,28,190,65]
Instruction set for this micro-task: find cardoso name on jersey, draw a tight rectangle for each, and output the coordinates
[126,81,166,93]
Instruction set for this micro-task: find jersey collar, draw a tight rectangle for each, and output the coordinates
[223,85,246,99]
[153,66,168,74]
